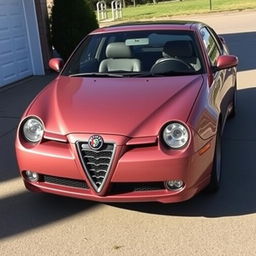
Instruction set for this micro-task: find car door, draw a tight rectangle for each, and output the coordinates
[200,26,235,128]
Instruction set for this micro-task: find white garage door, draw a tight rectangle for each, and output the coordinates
[0,0,34,87]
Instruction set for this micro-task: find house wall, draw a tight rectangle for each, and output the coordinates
[0,0,45,87]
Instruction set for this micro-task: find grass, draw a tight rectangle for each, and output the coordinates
[100,0,256,21]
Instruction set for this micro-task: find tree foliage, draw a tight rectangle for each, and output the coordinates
[51,0,99,61]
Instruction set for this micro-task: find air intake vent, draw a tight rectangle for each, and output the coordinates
[42,174,89,189]
[110,182,165,194]
[76,141,115,192]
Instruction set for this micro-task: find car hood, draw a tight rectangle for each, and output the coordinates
[26,75,204,138]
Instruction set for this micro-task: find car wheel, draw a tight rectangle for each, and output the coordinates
[229,83,237,118]
[206,127,222,192]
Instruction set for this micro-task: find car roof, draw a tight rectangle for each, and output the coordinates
[90,20,205,35]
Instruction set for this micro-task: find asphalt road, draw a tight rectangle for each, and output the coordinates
[1,10,256,256]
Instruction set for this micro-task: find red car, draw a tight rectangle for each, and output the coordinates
[16,21,238,203]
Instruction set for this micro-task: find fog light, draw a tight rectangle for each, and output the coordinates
[25,171,39,182]
[165,180,184,190]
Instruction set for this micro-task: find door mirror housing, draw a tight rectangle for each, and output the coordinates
[49,58,64,73]
[213,55,238,72]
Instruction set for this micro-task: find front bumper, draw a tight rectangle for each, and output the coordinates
[16,133,215,203]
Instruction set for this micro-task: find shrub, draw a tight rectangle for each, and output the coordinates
[51,0,99,61]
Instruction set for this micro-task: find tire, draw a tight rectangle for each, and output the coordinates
[206,127,222,192]
[229,83,237,118]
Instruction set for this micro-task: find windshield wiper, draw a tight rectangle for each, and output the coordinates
[69,71,197,78]
[69,72,124,78]
[130,71,197,77]
[145,71,197,77]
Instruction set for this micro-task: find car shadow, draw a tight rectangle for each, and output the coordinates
[108,87,256,217]
[0,131,20,182]
[0,192,97,239]
[222,31,256,72]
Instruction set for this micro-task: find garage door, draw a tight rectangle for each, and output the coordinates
[0,0,33,87]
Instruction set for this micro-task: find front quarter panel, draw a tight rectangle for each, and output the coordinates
[187,74,218,140]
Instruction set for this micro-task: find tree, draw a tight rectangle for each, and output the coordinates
[51,0,99,61]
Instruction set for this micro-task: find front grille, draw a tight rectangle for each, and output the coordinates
[110,182,165,194]
[77,142,115,192]
[42,175,89,189]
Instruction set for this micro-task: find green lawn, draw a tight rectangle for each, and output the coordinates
[103,0,256,21]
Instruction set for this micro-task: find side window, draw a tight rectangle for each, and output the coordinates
[208,27,223,52]
[200,27,221,66]
[79,36,102,63]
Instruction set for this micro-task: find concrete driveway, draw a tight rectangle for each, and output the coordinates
[1,10,256,256]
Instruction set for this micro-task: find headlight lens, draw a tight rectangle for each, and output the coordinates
[23,118,44,143]
[162,122,189,149]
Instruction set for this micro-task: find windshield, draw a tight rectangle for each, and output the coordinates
[62,30,204,77]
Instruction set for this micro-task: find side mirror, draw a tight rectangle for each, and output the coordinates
[214,55,238,71]
[49,58,64,72]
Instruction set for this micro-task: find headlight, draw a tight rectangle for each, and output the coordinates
[162,122,189,149]
[22,117,44,143]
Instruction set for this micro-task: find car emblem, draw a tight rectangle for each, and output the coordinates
[88,135,104,151]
